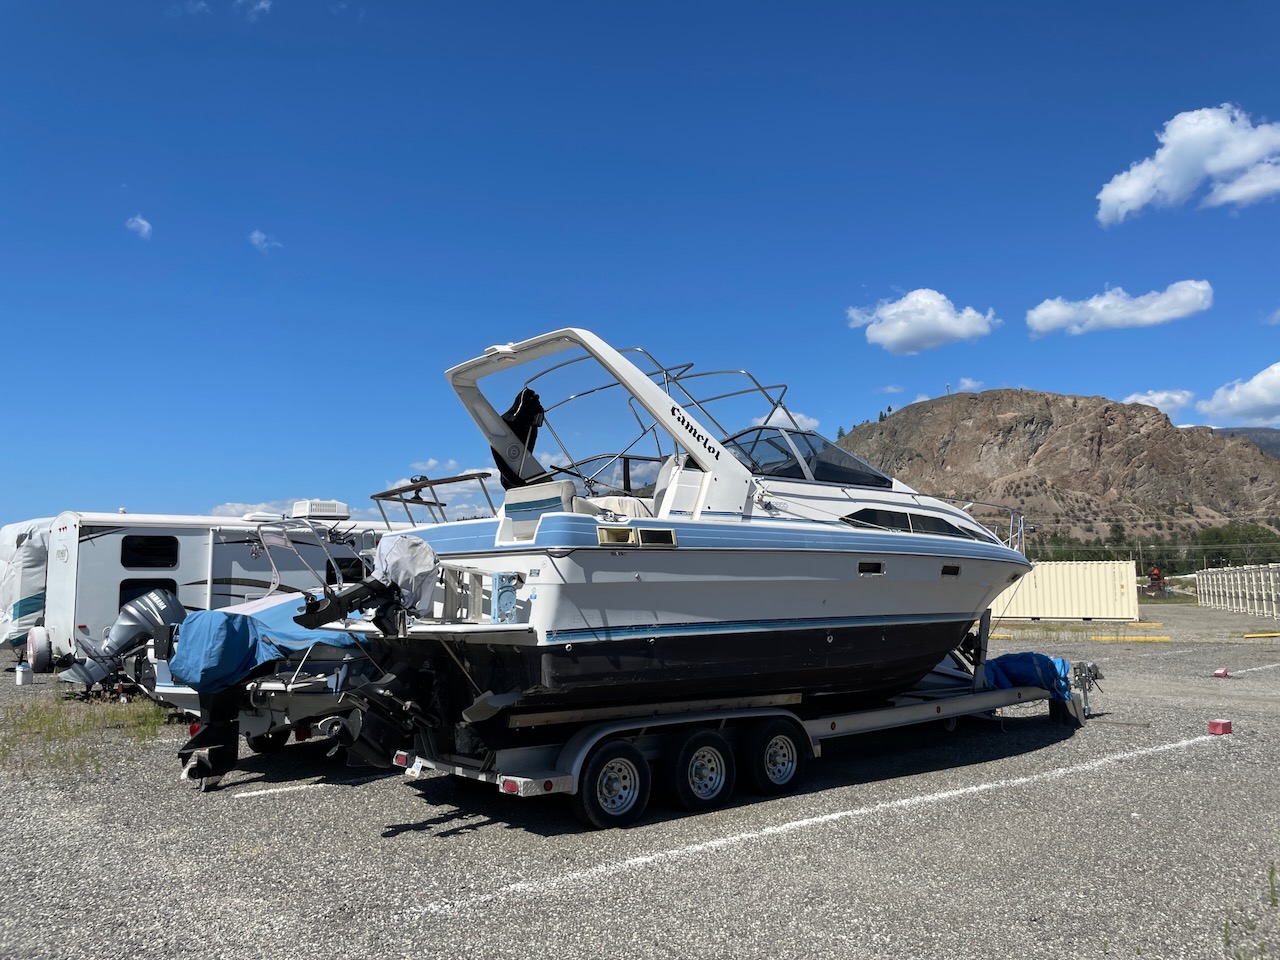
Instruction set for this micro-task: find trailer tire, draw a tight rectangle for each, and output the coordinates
[741,718,807,795]
[572,739,651,829]
[246,730,290,753]
[26,627,52,674]
[671,730,736,811]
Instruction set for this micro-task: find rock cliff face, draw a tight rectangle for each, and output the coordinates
[1216,427,1280,459]
[839,390,1280,537]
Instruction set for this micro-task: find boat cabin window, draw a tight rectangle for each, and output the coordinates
[846,508,913,532]
[721,427,893,489]
[844,508,980,541]
[121,535,179,569]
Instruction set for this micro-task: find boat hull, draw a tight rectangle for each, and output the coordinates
[459,614,975,707]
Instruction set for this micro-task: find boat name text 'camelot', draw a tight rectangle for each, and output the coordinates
[671,405,721,460]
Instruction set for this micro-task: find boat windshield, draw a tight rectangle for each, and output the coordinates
[721,427,893,489]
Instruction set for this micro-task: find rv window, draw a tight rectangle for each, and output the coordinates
[121,535,179,569]
[119,579,179,608]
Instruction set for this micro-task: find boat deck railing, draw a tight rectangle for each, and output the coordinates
[369,472,499,528]
[934,496,1027,552]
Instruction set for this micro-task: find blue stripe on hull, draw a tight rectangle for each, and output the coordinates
[545,611,971,644]
[402,515,1027,565]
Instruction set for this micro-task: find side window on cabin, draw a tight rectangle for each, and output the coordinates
[121,535,179,569]
[119,578,179,608]
[846,508,912,531]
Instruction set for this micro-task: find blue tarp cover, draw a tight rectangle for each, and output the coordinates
[170,593,361,693]
[987,652,1072,703]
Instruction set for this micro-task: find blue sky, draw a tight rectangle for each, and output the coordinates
[3,2,1278,524]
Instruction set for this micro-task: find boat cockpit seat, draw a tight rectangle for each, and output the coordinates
[651,455,680,515]
[574,495,654,518]
[501,479,576,540]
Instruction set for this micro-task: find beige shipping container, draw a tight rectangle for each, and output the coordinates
[990,560,1138,621]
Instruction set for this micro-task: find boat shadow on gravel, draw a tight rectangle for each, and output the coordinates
[379,711,1083,840]
[203,737,403,790]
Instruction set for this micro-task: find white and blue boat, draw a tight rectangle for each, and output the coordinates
[299,328,1032,762]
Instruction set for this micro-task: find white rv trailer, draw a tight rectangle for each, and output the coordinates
[0,517,53,655]
[35,501,380,673]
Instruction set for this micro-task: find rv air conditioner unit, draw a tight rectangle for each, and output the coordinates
[291,499,351,520]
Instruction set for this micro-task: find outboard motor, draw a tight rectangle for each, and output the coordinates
[335,668,439,767]
[60,589,187,687]
[178,685,243,790]
[294,536,438,632]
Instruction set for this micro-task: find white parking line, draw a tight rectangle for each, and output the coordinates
[233,775,387,798]
[234,784,317,798]
[415,734,1222,915]
[1234,661,1280,675]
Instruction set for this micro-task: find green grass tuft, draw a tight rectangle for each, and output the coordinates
[0,686,168,776]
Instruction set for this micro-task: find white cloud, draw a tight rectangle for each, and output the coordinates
[1195,363,1280,424]
[1267,308,1280,325]
[1097,104,1280,224]
[911,394,930,405]
[847,289,999,356]
[249,229,282,253]
[408,458,459,474]
[877,385,904,395]
[753,409,820,431]
[125,214,152,240]
[1026,280,1212,336]
[1122,389,1194,416]
[957,377,982,392]
[237,0,273,20]
[165,1,210,15]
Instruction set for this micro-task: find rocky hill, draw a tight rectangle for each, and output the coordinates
[839,390,1280,540]
[1215,426,1280,459]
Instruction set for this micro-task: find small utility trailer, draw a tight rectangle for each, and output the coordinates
[390,612,1101,828]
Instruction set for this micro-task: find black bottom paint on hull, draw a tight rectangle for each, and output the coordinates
[417,618,979,750]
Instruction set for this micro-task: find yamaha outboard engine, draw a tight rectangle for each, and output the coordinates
[60,589,187,687]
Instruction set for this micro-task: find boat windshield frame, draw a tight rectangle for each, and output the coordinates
[719,426,894,489]
[467,335,842,497]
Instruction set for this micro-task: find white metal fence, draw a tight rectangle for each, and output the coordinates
[1197,563,1280,619]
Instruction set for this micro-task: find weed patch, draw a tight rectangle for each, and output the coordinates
[0,687,168,776]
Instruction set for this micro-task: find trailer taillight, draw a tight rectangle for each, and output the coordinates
[392,750,410,767]
[501,779,518,794]
[188,723,201,737]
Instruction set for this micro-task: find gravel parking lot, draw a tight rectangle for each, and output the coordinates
[2,603,1278,960]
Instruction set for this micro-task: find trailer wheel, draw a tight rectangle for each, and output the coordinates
[246,730,290,753]
[741,719,807,795]
[572,739,651,829]
[26,627,52,674]
[671,730,736,811]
